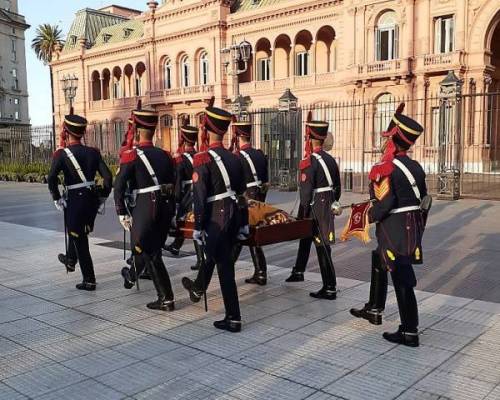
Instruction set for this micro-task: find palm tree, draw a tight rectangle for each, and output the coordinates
[31,24,64,149]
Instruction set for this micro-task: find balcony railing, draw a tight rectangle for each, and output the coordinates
[356,58,410,81]
[238,72,338,95]
[416,51,464,71]
[294,75,314,88]
[148,85,215,104]
[88,96,144,110]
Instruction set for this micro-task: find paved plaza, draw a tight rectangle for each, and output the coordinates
[1,216,500,399]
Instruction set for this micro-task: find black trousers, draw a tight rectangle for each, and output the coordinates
[194,235,240,320]
[369,250,418,332]
[67,234,95,283]
[168,236,184,250]
[292,237,336,289]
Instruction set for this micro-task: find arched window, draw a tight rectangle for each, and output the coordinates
[374,93,396,148]
[181,55,190,87]
[135,62,146,96]
[376,11,399,61]
[294,30,313,76]
[199,52,209,85]
[112,67,122,99]
[91,71,101,101]
[164,59,172,89]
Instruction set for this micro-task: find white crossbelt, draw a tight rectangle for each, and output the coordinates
[182,180,193,187]
[184,153,194,165]
[207,150,236,203]
[63,148,95,190]
[311,153,334,195]
[390,159,422,214]
[390,205,421,214]
[239,150,262,189]
[134,148,161,195]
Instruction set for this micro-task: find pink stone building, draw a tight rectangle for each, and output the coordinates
[50,0,500,196]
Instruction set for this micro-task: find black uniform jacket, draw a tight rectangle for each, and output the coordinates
[299,148,341,244]
[192,142,248,255]
[368,153,427,269]
[237,143,268,201]
[114,141,176,253]
[48,144,112,236]
[174,149,196,217]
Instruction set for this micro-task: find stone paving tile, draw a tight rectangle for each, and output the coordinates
[426,318,488,338]
[148,345,220,374]
[459,339,500,364]
[35,379,127,400]
[395,388,452,400]
[0,383,28,400]
[419,328,473,352]
[82,325,146,347]
[0,336,25,356]
[8,325,77,349]
[133,376,228,400]
[448,308,500,327]
[303,392,345,400]
[125,314,187,334]
[34,336,105,362]
[0,307,24,323]
[11,300,66,317]
[156,321,219,344]
[112,334,180,360]
[95,361,181,396]
[384,344,454,367]
[56,316,118,336]
[191,331,260,357]
[3,363,86,398]
[260,310,319,331]
[323,371,407,400]
[359,355,434,387]
[0,317,51,336]
[229,373,316,400]
[33,308,90,326]
[414,370,496,400]
[484,385,500,400]
[62,348,138,378]
[438,352,500,384]
[0,349,55,380]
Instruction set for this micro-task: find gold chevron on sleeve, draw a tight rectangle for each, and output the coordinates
[374,177,390,200]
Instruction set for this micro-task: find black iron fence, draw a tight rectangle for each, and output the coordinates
[248,90,500,200]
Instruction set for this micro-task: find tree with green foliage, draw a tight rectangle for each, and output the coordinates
[31,24,64,149]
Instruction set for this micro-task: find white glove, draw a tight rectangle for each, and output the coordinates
[119,215,132,231]
[192,230,206,245]
[54,198,67,211]
[237,225,250,241]
[97,198,106,214]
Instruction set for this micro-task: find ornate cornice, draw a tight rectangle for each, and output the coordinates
[228,0,342,29]
[146,0,225,23]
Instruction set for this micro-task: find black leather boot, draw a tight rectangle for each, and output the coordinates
[121,266,136,289]
[191,241,204,271]
[146,253,175,311]
[350,251,387,325]
[392,283,419,342]
[58,253,76,272]
[245,247,267,285]
[182,277,203,303]
[163,243,180,256]
[383,326,419,347]
[213,317,242,333]
[147,298,175,311]
[76,282,96,291]
[310,245,336,300]
[285,270,305,282]
[310,287,337,300]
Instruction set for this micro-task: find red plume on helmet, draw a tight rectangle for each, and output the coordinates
[119,100,141,157]
[175,115,190,155]
[303,111,313,158]
[200,96,216,152]
[229,115,239,153]
[380,102,406,163]
[58,106,75,150]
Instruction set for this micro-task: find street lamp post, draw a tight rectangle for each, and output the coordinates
[221,40,252,115]
[61,73,79,112]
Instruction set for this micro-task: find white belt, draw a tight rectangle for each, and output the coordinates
[207,190,237,203]
[246,180,262,188]
[313,186,333,194]
[390,205,421,214]
[134,185,162,195]
[66,181,95,190]
[182,180,193,187]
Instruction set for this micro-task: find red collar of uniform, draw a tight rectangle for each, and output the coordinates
[396,151,407,156]
[68,141,82,146]
[209,142,223,149]
[138,141,154,147]
[313,147,322,153]
[240,143,252,150]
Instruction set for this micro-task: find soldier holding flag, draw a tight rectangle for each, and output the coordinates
[350,105,429,347]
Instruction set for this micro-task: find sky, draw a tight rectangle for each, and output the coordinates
[21,0,148,125]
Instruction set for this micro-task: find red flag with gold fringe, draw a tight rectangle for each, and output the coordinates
[340,201,372,244]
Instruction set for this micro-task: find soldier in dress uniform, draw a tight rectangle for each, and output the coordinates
[285,119,341,300]
[48,114,112,291]
[114,108,177,311]
[163,125,204,271]
[231,119,269,285]
[181,105,248,333]
[350,108,428,347]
